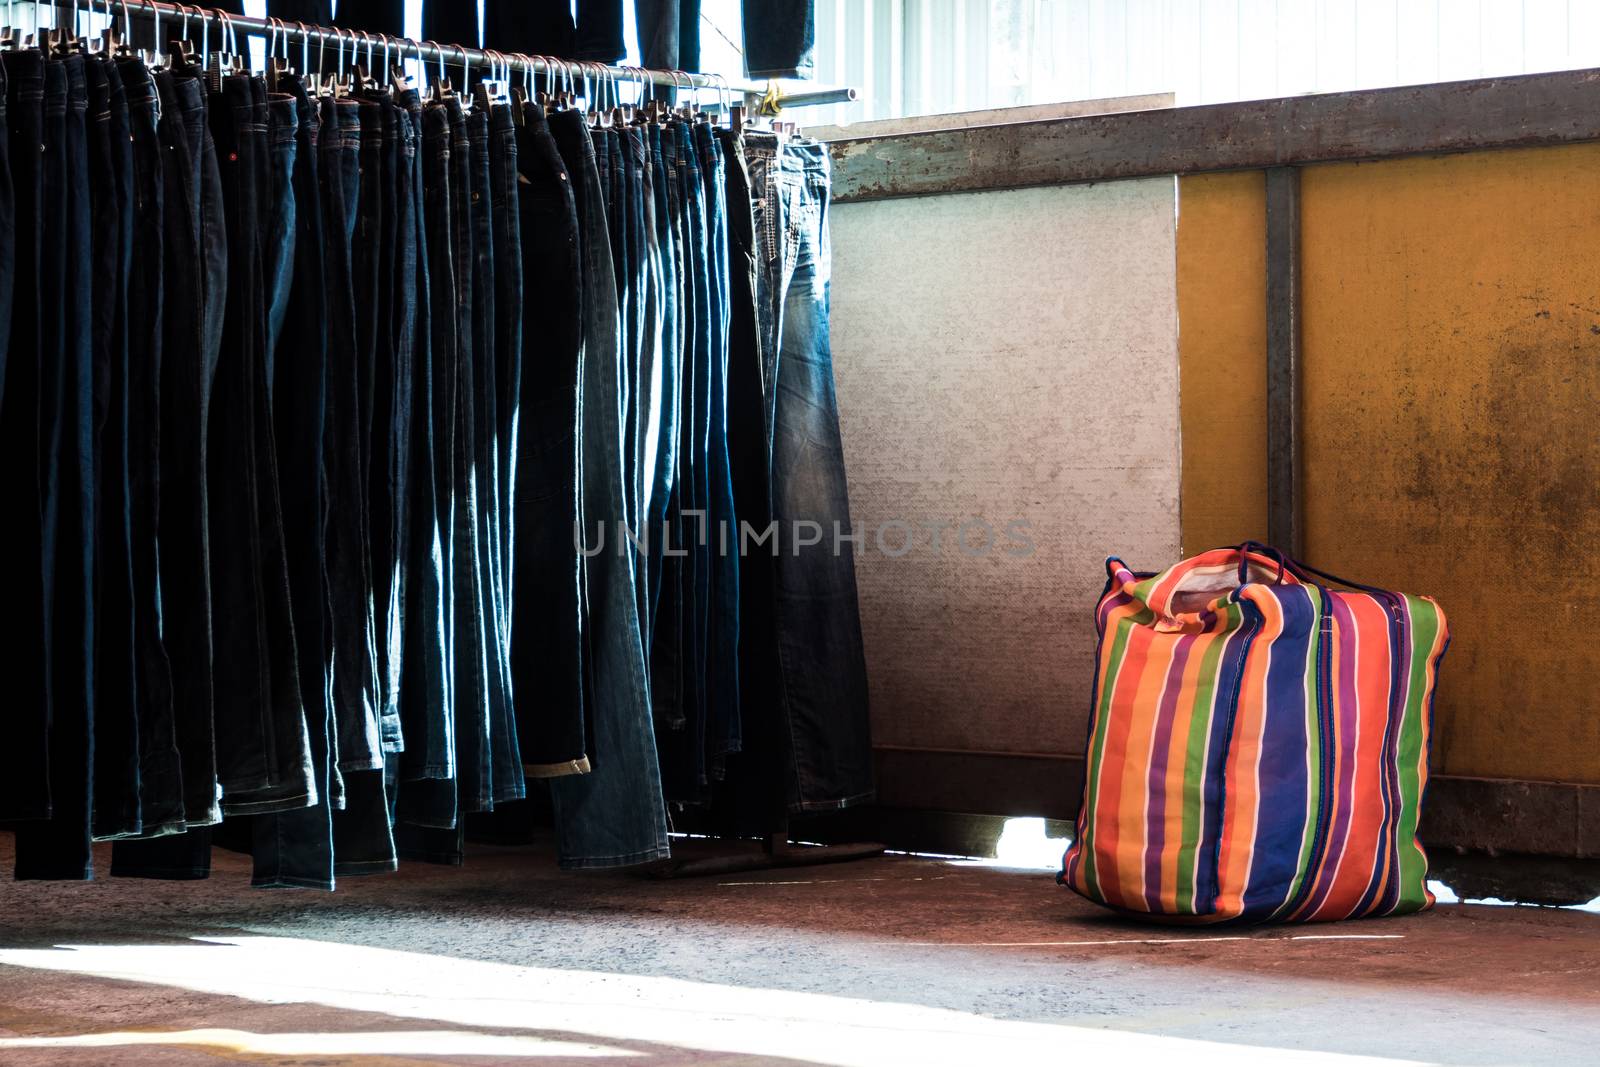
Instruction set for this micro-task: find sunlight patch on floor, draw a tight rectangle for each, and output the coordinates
[0,935,1428,1067]
[0,1028,630,1058]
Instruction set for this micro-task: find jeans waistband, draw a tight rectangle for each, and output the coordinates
[267,95,299,144]
[43,60,66,116]
[490,101,515,137]
[6,48,44,101]
[320,96,362,150]
[63,52,88,106]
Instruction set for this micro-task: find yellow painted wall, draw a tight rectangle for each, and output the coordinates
[1179,146,1600,785]
[1177,172,1268,554]
[1300,145,1600,784]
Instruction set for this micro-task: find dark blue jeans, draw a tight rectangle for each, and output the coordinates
[152,68,226,830]
[326,93,398,876]
[253,73,338,891]
[468,105,518,809]
[743,0,815,78]
[695,122,742,775]
[510,102,587,777]
[118,55,187,839]
[680,119,713,791]
[87,56,141,841]
[636,0,701,72]
[209,73,313,818]
[321,95,384,779]
[16,55,97,880]
[646,122,683,652]
[744,133,872,813]
[397,95,453,790]
[393,100,462,839]
[548,109,668,869]
[0,50,50,826]
[649,124,688,738]
[487,103,525,804]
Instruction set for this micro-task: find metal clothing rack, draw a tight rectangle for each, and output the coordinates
[46,0,857,113]
[31,0,879,880]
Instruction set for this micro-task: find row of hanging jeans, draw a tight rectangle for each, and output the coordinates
[0,38,870,885]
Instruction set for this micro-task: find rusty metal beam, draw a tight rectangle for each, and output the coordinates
[830,66,1600,202]
[1265,167,1303,556]
[857,748,1600,859]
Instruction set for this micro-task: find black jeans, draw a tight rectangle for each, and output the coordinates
[209,74,313,817]
[0,50,50,825]
[16,55,96,880]
[118,55,187,839]
[87,56,141,841]
[743,0,815,79]
[512,102,587,776]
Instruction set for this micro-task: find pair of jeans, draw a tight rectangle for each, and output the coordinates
[397,94,453,789]
[677,118,714,794]
[625,128,659,643]
[717,127,789,832]
[118,55,187,839]
[743,0,815,79]
[636,0,702,73]
[0,51,49,825]
[443,96,493,818]
[87,56,141,840]
[645,122,683,650]
[548,107,668,869]
[252,73,338,891]
[109,64,227,883]
[16,55,96,880]
[694,122,741,774]
[323,93,398,876]
[322,94,384,780]
[482,1,625,64]
[468,104,521,809]
[649,123,688,738]
[487,104,526,803]
[149,66,226,830]
[208,73,313,817]
[745,133,872,812]
[511,102,587,777]
[357,96,399,759]
[393,99,465,838]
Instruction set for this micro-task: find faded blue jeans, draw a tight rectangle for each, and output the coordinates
[743,134,872,813]
[546,111,670,870]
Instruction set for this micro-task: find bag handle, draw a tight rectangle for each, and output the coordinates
[1235,540,1394,599]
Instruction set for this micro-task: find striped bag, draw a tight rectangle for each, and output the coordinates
[1059,543,1449,924]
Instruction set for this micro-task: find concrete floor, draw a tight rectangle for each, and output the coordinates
[1,833,1597,1066]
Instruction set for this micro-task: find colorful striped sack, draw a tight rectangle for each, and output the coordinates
[1058,543,1449,924]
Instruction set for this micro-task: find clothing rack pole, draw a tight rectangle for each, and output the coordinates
[57,0,858,110]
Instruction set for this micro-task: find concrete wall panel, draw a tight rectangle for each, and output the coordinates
[829,179,1182,757]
